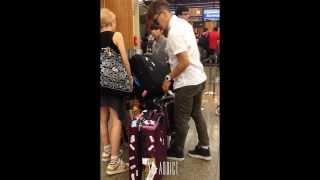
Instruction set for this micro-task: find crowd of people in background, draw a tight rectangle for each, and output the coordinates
[197,26,220,64]
[141,5,220,65]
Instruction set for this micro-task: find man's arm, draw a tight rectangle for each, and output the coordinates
[168,52,190,79]
[162,52,190,92]
[162,31,190,92]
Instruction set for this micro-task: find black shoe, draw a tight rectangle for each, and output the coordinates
[188,146,212,161]
[167,148,184,161]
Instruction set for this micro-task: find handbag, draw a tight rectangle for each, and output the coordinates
[100,47,132,93]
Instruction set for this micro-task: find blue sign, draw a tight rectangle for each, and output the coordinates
[203,9,219,21]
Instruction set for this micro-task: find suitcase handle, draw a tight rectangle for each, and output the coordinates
[153,91,175,106]
[167,90,175,97]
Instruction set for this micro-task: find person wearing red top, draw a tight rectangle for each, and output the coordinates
[208,27,220,56]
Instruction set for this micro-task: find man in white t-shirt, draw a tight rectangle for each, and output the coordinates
[148,0,211,161]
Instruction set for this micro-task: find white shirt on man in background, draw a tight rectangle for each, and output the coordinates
[166,15,207,90]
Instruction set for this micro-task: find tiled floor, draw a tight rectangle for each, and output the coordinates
[101,66,220,180]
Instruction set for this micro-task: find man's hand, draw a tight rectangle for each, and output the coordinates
[162,80,171,93]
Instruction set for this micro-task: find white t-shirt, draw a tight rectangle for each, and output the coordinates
[166,15,207,90]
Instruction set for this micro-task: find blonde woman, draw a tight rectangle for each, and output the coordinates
[100,8,132,175]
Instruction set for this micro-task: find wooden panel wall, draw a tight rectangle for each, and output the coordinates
[101,0,134,49]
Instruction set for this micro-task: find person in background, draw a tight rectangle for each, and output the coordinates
[202,28,209,38]
[148,0,211,161]
[208,26,220,63]
[141,32,149,54]
[150,23,168,64]
[145,33,155,55]
[100,8,132,175]
[194,28,200,42]
[175,6,190,21]
[198,27,210,62]
[198,27,209,49]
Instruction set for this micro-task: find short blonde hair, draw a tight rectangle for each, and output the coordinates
[101,8,116,28]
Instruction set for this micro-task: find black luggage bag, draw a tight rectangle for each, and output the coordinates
[130,54,170,99]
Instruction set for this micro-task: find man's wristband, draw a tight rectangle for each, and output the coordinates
[165,74,172,81]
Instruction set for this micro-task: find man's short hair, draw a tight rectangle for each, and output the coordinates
[147,0,170,20]
[175,6,189,16]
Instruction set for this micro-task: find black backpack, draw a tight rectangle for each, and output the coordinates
[198,33,209,49]
[130,54,170,99]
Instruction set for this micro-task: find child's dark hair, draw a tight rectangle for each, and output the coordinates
[175,6,189,16]
[150,23,162,30]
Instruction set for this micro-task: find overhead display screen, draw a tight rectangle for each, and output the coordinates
[203,9,219,21]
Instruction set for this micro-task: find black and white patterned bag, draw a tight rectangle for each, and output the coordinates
[100,47,132,93]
